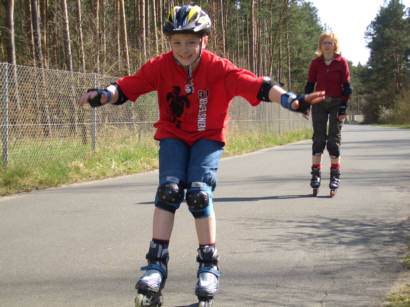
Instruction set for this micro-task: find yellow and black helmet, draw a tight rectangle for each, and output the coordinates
[163,5,211,36]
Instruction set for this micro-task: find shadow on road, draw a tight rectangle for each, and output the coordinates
[136,194,316,206]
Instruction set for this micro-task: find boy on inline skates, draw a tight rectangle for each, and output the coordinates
[78,4,325,306]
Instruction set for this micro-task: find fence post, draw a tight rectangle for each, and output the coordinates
[91,73,97,153]
[1,63,9,168]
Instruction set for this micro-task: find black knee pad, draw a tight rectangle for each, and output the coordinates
[327,141,340,158]
[186,182,213,218]
[155,180,184,213]
[186,190,209,210]
[312,140,326,155]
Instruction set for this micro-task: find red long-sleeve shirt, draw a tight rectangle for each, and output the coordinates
[115,50,264,146]
[307,55,350,101]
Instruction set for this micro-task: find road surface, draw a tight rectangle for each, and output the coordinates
[0,124,409,306]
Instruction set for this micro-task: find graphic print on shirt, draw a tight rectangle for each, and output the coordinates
[166,86,190,128]
[197,89,209,131]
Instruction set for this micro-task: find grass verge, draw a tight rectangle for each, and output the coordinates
[0,129,312,196]
[382,245,410,306]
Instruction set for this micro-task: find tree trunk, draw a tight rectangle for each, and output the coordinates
[286,19,291,89]
[159,0,164,53]
[269,0,288,76]
[101,0,107,73]
[61,0,72,71]
[152,0,159,55]
[249,0,256,72]
[93,0,100,73]
[25,0,36,67]
[40,0,48,68]
[119,0,130,75]
[140,0,147,62]
[114,0,121,72]
[75,0,87,144]
[76,0,86,73]
[31,0,52,137]
[6,0,21,110]
[220,0,225,56]
[61,0,79,136]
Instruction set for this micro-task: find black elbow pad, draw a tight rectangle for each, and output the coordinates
[257,77,279,102]
[305,82,315,94]
[111,82,129,105]
[343,82,352,98]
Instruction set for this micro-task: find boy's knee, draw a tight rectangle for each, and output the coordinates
[155,177,185,213]
[186,182,213,218]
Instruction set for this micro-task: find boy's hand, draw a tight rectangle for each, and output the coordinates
[290,91,325,115]
[290,91,325,110]
[78,89,111,108]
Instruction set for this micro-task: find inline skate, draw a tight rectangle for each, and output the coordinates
[135,241,168,307]
[329,167,340,197]
[195,245,221,307]
[310,166,321,196]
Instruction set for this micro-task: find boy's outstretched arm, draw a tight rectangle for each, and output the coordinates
[257,77,325,115]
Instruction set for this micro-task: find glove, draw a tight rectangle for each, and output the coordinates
[86,89,111,108]
[281,92,310,115]
[338,100,347,116]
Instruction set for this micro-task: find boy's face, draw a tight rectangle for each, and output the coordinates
[169,33,206,66]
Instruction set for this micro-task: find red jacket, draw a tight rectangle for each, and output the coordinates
[115,50,264,146]
[307,55,350,101]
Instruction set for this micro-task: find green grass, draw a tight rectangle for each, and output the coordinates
[0,129,312,196]
[382,246,410,307]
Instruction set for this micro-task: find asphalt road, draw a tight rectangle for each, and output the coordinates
[1,124,409,307]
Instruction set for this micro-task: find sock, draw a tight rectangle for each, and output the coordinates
[331,163,340,170]
[312,164,321,169]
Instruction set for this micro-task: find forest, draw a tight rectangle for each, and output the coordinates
[0,0,409,123]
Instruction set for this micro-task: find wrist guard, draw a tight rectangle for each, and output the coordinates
[338,100,347,116]
[281,92,310,114]
[86,89,111,108]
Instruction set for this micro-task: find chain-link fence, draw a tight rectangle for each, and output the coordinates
[0,62,311,168]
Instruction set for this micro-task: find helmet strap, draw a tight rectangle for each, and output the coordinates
[173,37,204,95]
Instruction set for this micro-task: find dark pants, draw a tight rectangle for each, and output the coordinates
[311,98,343,158]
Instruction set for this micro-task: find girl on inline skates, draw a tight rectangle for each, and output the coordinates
[305,32,352,197]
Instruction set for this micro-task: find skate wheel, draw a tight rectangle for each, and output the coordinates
[312,188,318,197]
[135,293,162,307]
[330,190,336,198]
[135,294,144,307]
[198,297,213,307]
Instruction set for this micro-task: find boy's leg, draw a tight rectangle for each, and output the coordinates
[186,139,224,223]
[152,208,174,241]
[195,212,216,245]
[136,138,189,305]
[186,139,224,303]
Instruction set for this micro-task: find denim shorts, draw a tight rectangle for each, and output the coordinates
[158,138,225,189]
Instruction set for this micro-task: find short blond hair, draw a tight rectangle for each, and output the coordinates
[316,32,340,56]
